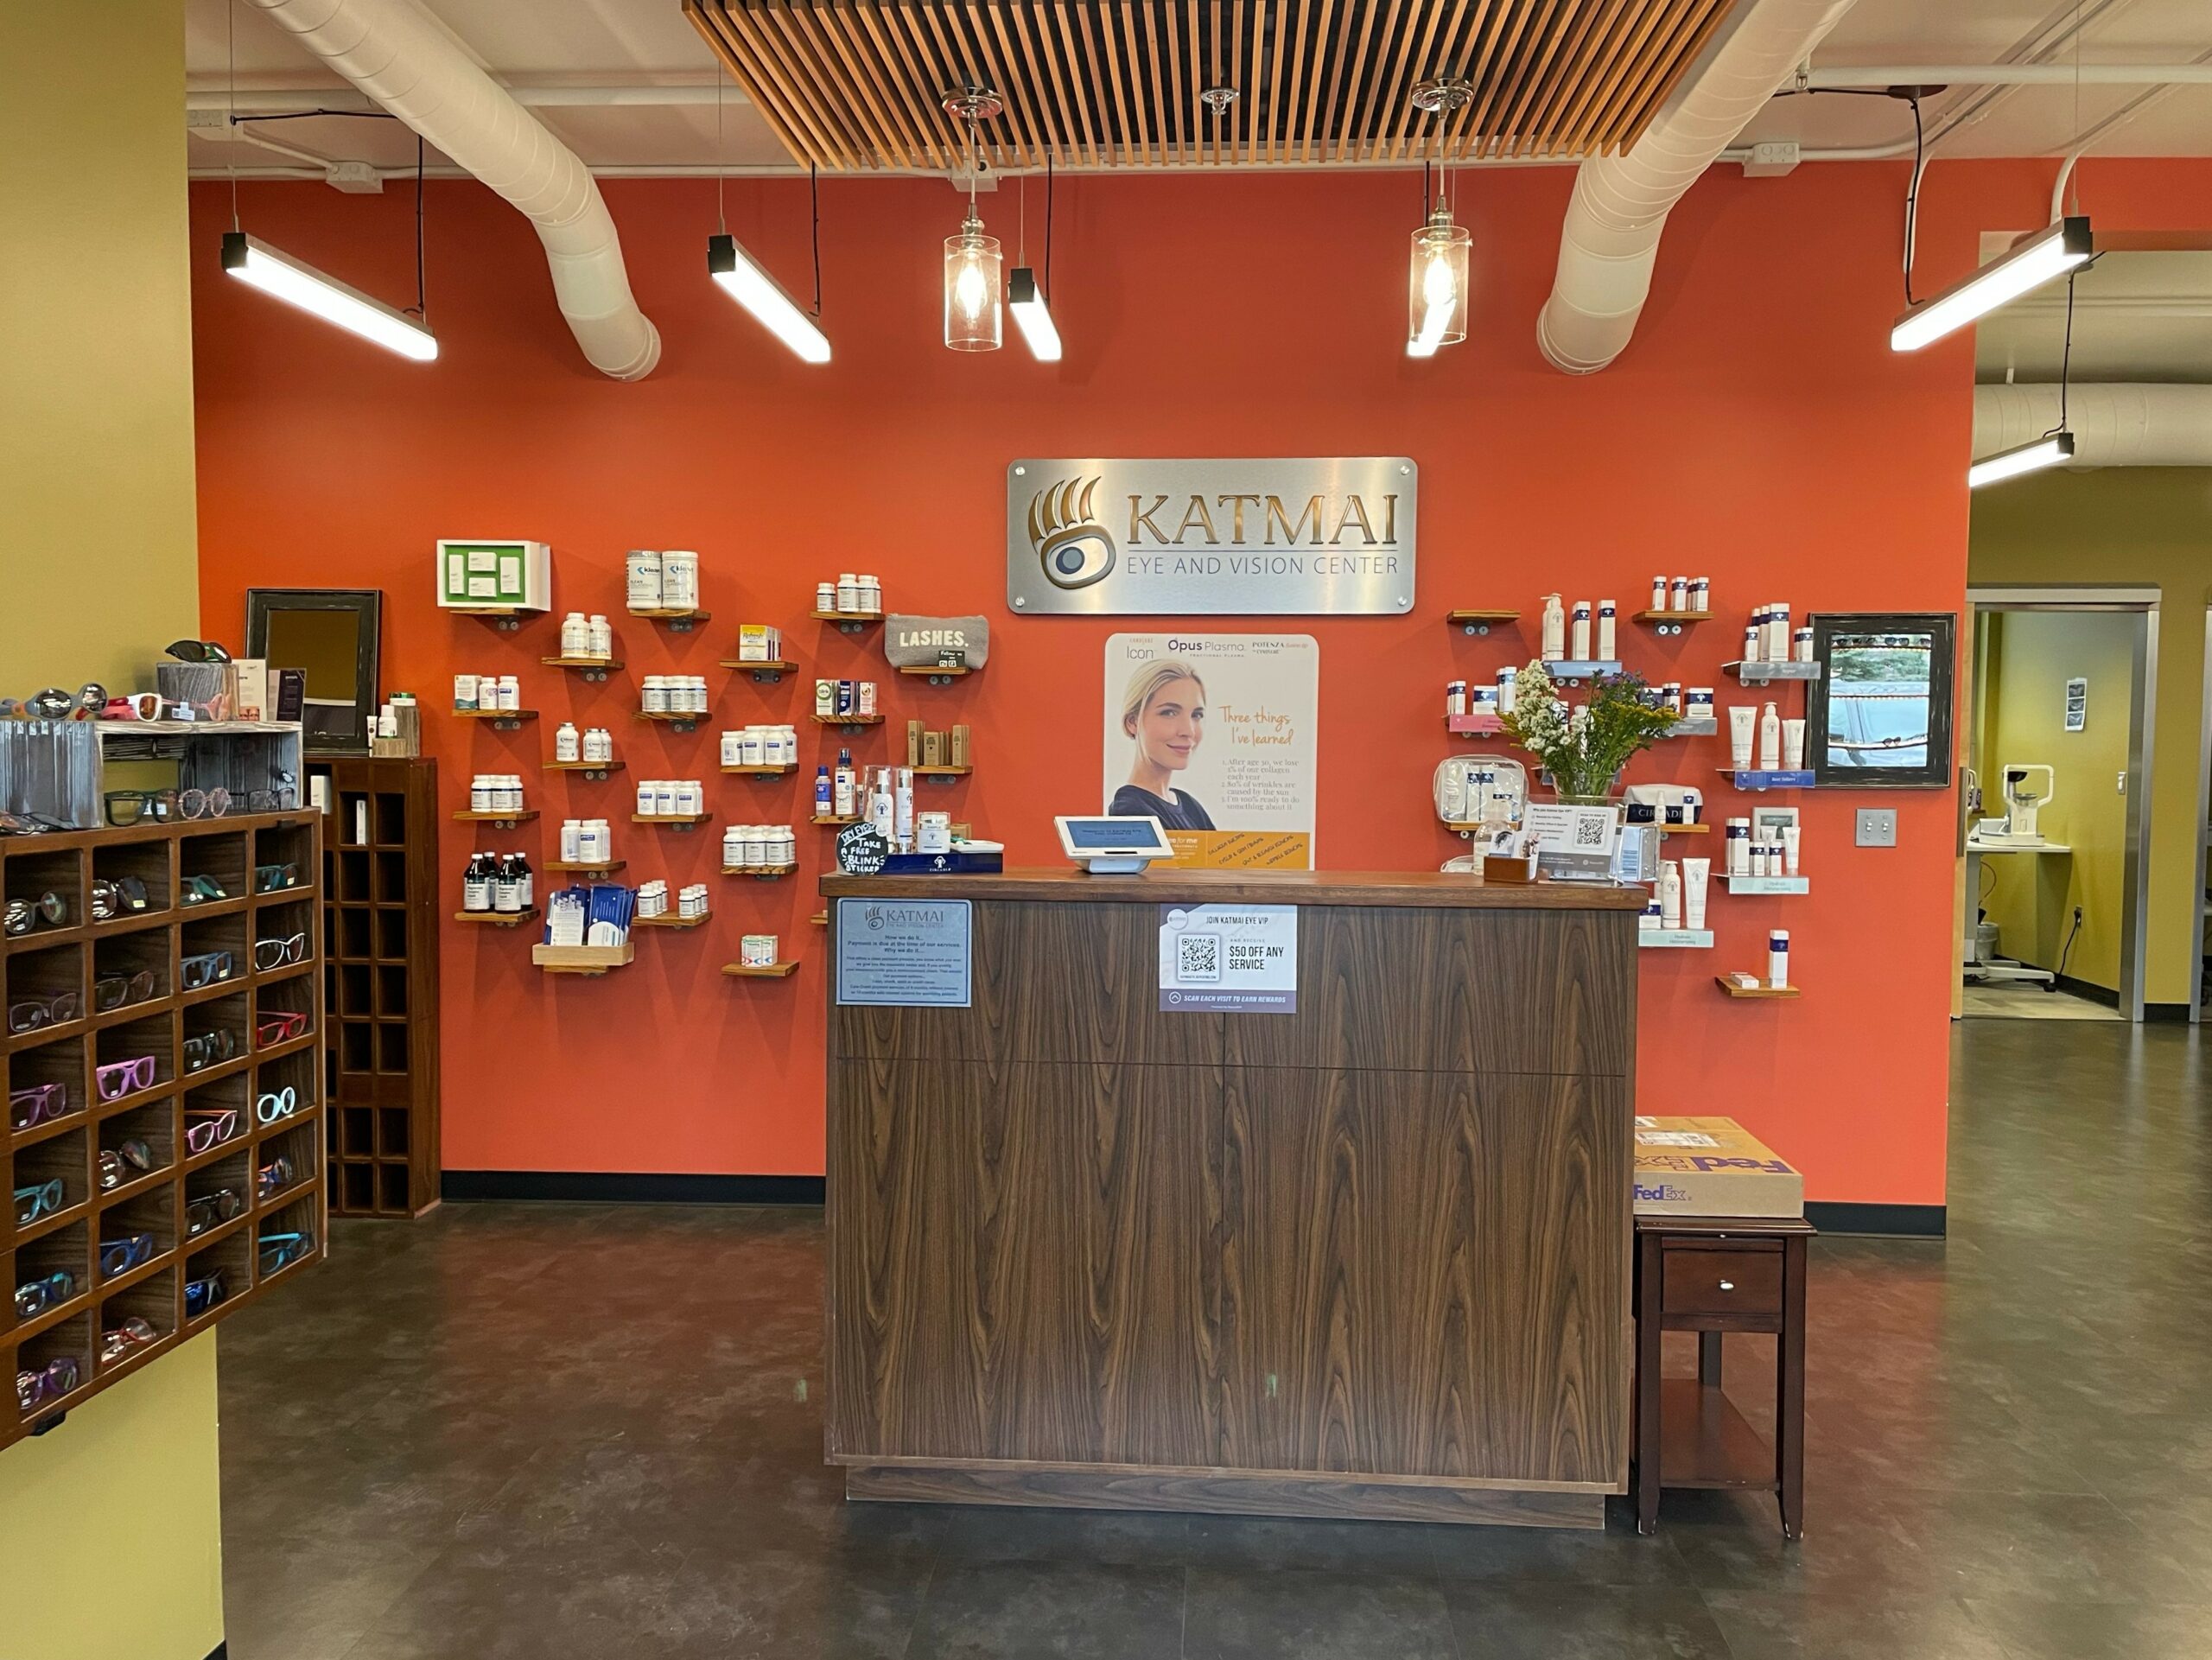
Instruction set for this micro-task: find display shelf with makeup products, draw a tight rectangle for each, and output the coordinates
[306,757,440,1219]
[3,811,327,1450]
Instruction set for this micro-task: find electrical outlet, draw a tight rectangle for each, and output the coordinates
[1855,808,1897,848]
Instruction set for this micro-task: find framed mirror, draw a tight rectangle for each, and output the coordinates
[245,588,382,754]
[1805,612,1957,789]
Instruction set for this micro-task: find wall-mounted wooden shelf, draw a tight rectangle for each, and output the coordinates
[633,711,703,733]
[532,943,633,976]
[810,713,883,728]
[810,912,829,927]
[632,812,712,828]
[544,858,625,875]
[724,862,798,879]
[1446,609,1518,637]
[1636,609,1712,627]
[631,607,711,633]
[716,655,796,681]
[452,810,537,825]
[454,908,538,927]
[912,766,970,780]
[810,812,861,827]
[543,759,623,776]
[899,664,974,684]
[448,604,542,633]
[721,763,798,777]
[811,610,881,635]
[452,708,536,730]
[633,911,711,929]
[723,961,800,979]
[540,656,622,681]
[1657,822,1709,836]
[1716,976,1799,999]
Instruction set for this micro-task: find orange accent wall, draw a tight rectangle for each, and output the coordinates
[190,157,2206,1203]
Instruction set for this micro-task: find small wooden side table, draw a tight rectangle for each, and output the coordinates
[1632,1214,1814,1538]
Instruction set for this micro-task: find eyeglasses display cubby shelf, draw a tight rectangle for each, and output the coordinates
[306,757,440,1220]
[3,812,327,1452]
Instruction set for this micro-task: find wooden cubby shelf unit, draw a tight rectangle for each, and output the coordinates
[1,811,329,1451]
[309,756,440,1219]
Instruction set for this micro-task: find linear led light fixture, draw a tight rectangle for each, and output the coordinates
[709,233,830,363]
[1891,217,2092,353]
[1967,430,2074,488]
[1007,266,1062,361]
[220,231,436,361]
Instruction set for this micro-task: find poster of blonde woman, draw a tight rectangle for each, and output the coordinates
[1103,634,1318,868]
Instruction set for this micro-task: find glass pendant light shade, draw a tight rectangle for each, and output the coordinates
[1406,207,1471,359]
[944,215,1002,351]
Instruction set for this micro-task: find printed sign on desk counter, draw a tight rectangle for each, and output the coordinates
[836,899,971,1007]
[1159,904,1297,1013]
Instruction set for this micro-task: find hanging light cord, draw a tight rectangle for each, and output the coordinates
[226,0,238,230]
[1045,153,1053,296]
[1903,91,1924,304]
[810,161,822,319]
[2046,270,2078,440]
[409,135,427,322]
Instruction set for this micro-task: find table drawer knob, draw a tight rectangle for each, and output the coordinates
[1718,1279,1735,1291]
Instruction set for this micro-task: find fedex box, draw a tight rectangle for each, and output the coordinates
[1633,1116,1804,1218]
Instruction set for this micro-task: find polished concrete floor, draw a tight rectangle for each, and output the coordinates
[218,1019,2211,1660]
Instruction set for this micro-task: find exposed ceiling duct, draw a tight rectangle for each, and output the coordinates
[241,0,660,380]
[1537,0,1859,375]
[1974,384,2212,468]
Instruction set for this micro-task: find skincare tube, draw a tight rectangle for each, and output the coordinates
[1759,702,1782,771]
[1650,575,1669,612]
[1641,893,1662,932]
[1768,928,1790,989]
[1783,717,1806,770]
[1681,859,1710,929]
[1660,861,1682,930]
[1743,624,1764,665]
[1725,818,1751,875]
[1782,824,1802,876]
[1767,604,1791,662]
[1571,601,1592,662]
[1729,706,1757,769]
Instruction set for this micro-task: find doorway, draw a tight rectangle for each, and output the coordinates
[1961,588,2158,1022]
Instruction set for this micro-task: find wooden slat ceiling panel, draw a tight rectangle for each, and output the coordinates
[683,0,1732,172]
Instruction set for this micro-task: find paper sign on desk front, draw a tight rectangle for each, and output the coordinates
[1159,904,1297,1013]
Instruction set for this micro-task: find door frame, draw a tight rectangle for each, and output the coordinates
[2195,603,2211,1024]
[1965,585,2159,1023]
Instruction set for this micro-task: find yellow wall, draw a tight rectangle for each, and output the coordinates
[1974,611,2138,989]
[0,3,223,1657]
[1971,469,2212,1008]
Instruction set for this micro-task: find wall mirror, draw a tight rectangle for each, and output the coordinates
[246,588,382,754]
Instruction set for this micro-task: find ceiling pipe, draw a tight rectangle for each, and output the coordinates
[186,81,740,113]
[238,0,660,379]
[1809,62,2212,86]
[1538,0,1861,374]
[1974,384,2212,467]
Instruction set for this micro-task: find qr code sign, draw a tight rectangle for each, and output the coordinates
[1177,932,1223,983]
[1573,814,1611,849]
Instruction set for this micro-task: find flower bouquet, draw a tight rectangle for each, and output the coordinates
[1500,662,1677,803]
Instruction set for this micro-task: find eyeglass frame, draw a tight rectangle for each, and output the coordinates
[255,1086,300,1124]
[257,1231,315,1273]
[252,933,309,970]
[4,890,68,936]
[7,989,81,1034]
[14,1269,77,1320]
[184,1272,228,1319]
[184,1109,240,1154]
[100,1316,161,1363]
[14,1180,66,1225]
[10,1083,71,1131]
[253,862,302,894]
[17,1356,80,1415]
[181,874,229,906]
[182,1029,237,1072]
[92,969,159,1012]
[256,1011,309,1046]
[99,1233,156,1278]
[180,951,235,989]
[255,1155,296,1199]
[97,1140,156,1191]
[94,1054,159,1103]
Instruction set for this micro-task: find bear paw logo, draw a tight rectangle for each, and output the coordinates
[1028,476,1116,590]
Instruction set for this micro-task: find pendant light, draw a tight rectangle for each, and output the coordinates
[707,59,829,362]
[1894,218,2093,353]
[1007,158,1060,362]
[1968,271,2080,488]
[942,88,1003,352]
[1406,79,1473,359]
[222,232,437,361]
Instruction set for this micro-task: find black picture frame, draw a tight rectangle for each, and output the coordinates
[1805,612,1957,789]
[245,588,382,754]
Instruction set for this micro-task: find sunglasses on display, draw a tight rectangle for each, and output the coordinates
[9,1084,71,1132]
[0,812,71,837]
[253,863,302,894]
[6,989,81,1034]
[252,933,309,970]
[184,1271,228,1320]
[186,1188,242,1237]
[99,1233,156,1279]
[101,692,168,722]
[97,1140,156,1192]
[184,1109,240,1154]
[17,1356,79,1416]
[89,877,151,920]
[95,1055,158,1103]
[3,891,67,936]
[255,1156,295,1201]
[101,1317,162,1365]
[256,1011,309,1047]
[183,1028,238,1073]
[164,639,232,665]
[93,969,159,1013]
[255,1087,299,1125]
[181,951,235,989]
[181,875,229,906]
[104,787,232,827]
[2,684,105,722]
[14,1269,77,1320]
[257,1231,315,1275]
[16,1180,66,1226]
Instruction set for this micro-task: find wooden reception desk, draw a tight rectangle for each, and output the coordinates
[819,868,1643,1530]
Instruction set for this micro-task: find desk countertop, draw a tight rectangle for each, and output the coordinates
[821,867,1647,911]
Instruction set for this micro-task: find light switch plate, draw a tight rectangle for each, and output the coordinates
[1855,808,1897,847]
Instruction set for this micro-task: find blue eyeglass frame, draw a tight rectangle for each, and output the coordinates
[99,1232,156,1278]
[14,1269,76,1319]
[257,1231,314,1273]
[14,1180,65,1224]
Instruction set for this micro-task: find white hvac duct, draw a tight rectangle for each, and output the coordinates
[1538,0,1859,374]
[241,0,660,380]
[1974,384,2212,467]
